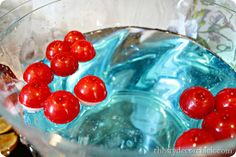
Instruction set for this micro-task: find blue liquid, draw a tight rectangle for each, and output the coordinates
[24,27,236,152]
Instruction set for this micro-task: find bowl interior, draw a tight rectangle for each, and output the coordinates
[1,0,236,156]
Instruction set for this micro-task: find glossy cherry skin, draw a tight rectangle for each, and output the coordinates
[175,128,215,149]
[50,53,78,77]
[179,86,214,119]
[202,110,236,141]
[74,75,107,105]
[64,30,85,47]
[19,83,51,109]
[215,88,236,112]
[46,40,70,61]
[70,40,96,62]
[43,90,80,124]
[23,62,54,84]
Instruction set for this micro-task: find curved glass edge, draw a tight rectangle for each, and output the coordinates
[0,0,61,39]
[0,0,236,156]
[0,0,31,20]
[1,0,236,76]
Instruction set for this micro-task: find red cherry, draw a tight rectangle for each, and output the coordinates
[50,53,78,77]
[23,62,54,84]
[74,75,107,105]
[46,40,70,61]
[19,83,51,110]
[179,86,214,119]
[43,90,80,124]
[215,88,236,112]
[64,30,85,46]
[202,110,236,141]
[175,128,215,149]
[70,40,96,62]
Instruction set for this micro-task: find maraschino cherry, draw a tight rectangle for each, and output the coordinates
[215,88,236,113]
[19,83,51,111]
[46,40,70,61]
[43,90,80,124]
[70,40,96,62]
[74,75,107,105]
[64,30,85,46]
[202,110,236,141]
[175,128,215,149]
[179,86,214,119]
[51,53,78,77]
[23,62,53,84]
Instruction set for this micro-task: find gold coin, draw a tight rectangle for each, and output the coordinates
[0,132,17,155]
[0,117,12,135]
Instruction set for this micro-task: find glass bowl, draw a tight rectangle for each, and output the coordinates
[1,0,236,156]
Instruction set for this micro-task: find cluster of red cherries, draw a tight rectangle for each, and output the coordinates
[175,86,236,155]
[18,30,107,124]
